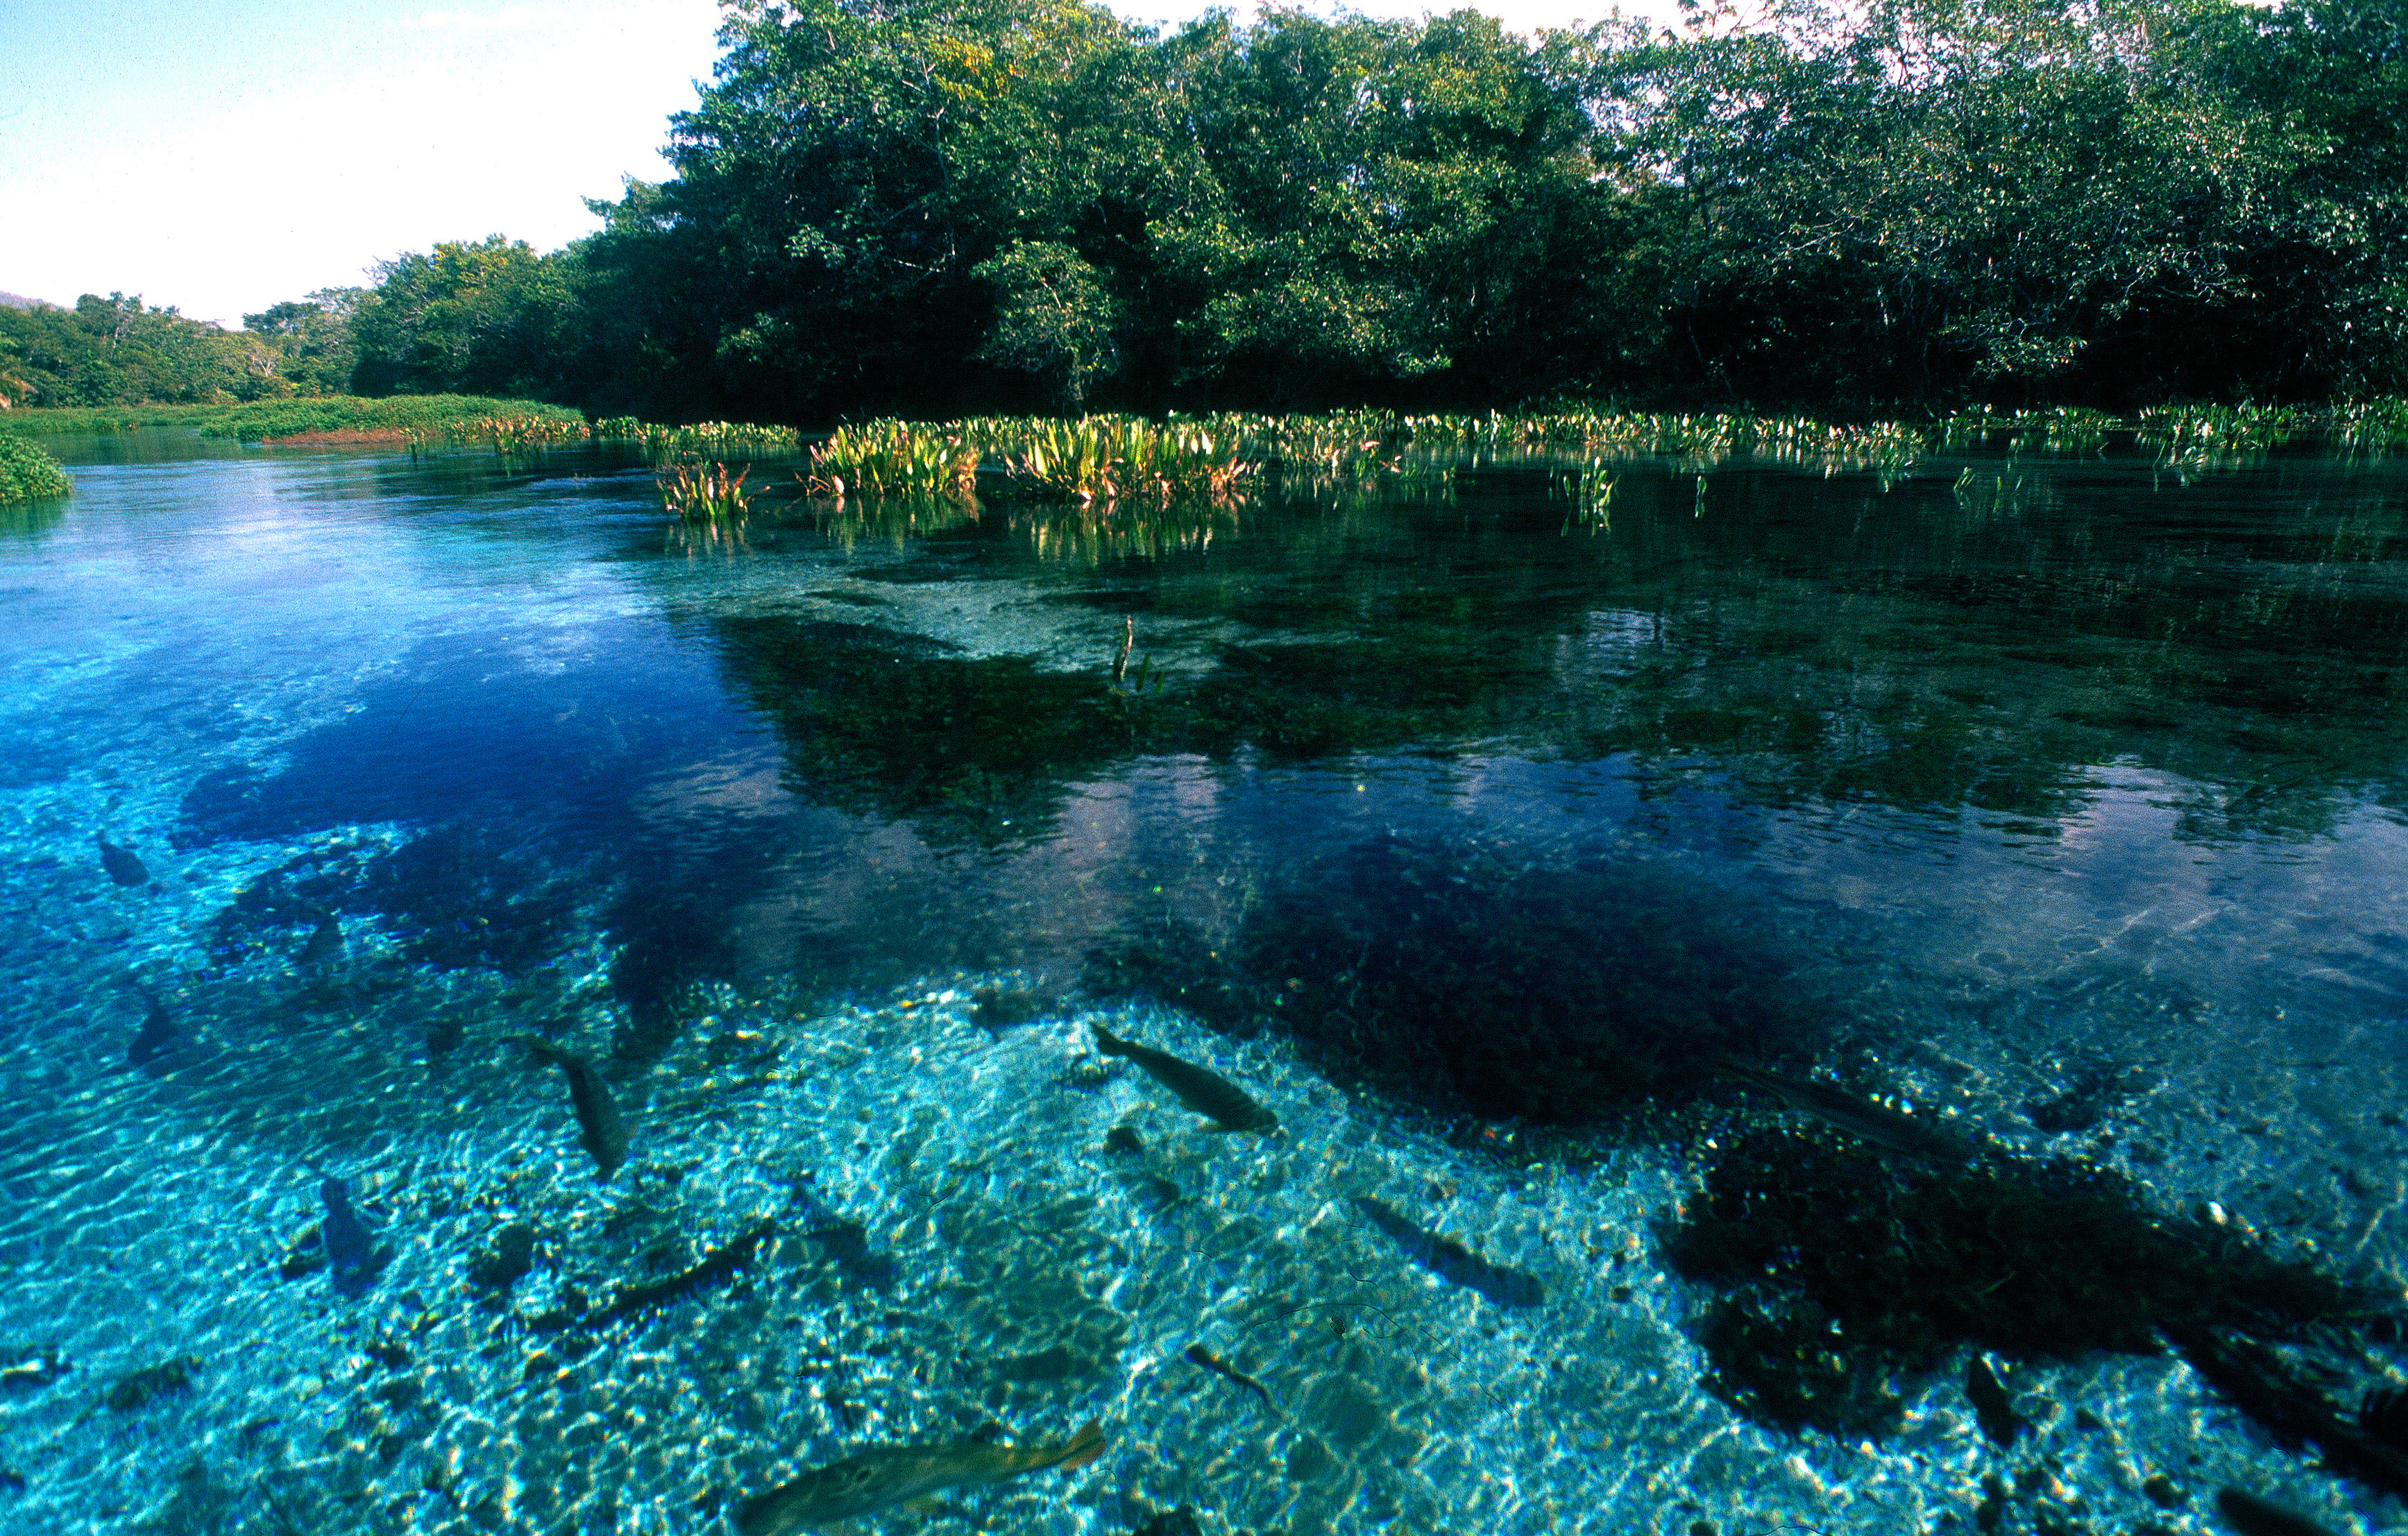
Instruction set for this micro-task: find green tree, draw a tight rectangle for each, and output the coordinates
[244,288,364,396]
[348,236,579,398]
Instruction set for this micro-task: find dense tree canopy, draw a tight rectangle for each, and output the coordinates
[0,293,287,408]
[83,0,2408,416]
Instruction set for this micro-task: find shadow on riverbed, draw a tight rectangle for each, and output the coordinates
[1089,834,1844,1126]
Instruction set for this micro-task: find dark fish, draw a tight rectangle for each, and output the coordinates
[1715,1056,1973,1163]
[1091,1024,1276,1132]
[1964,1356,2024,1447]
[735,1421,1105,1535]
[319,1177,384,1299]
[298,912,343,966]
[96,834,149,887]
[2216,1488,2342,1536]
[126,984,177,1069]
[1351,1195,1543,1309]
[513,1036,630,1177]
[1182,1344,1271,1406]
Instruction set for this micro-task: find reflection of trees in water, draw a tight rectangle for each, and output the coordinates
[706,456,2408,851]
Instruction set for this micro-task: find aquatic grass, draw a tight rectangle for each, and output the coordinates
[0,432,72,502]
[2330,397,2408,452]
[469,414,591,452]
[198,395,588,444]
[999,416,1255,504]
[657,460,752,520]
[1938,406,2116,454]
[2135,402,2305,476]
[1557,457,1618,532]
[597,418,803,460]
[802,420,981,500]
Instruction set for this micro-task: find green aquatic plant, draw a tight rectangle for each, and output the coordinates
[0,432,72,502]
[802,419,980,499]
[1001,416,1255,503]
[194,394,587,444]
[1555,458,1619,532]
[658,460,752,520]
[2135,402,2305,477]
[469,413,591,451]
[1938,406,2115,454]
[598,418,802,460]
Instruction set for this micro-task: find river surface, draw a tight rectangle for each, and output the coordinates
[3,427,2407,1535]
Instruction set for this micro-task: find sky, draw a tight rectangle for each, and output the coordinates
[0,0,1679,327]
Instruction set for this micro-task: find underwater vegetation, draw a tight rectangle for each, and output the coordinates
[1662,1126,2392,1445]
[1089,836,1832,1126]
[0,432,71,502]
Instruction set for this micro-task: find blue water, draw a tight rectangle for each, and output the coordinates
[3,429,2407,1534]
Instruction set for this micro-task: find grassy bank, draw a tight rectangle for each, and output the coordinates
[0,395,586,443]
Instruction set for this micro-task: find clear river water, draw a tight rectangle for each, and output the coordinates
[3,426,2407,1536]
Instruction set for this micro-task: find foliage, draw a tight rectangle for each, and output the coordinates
[347,236,583,399]
[596,418,804,459]
[0,293,288,407]
[657,460,752,518]
[241,289,364,395]
[190,395,586,443]
[803,420,982,499]
[0,432,72,502]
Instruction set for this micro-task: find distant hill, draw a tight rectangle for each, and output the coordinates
[0,291,53,311]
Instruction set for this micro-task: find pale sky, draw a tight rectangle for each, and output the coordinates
[0,0,1677,328]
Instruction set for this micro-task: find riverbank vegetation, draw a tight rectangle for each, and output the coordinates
[0,432,71,503]
[272,0,2407,422]
[12,0,2405,425]
[0,395,586,444]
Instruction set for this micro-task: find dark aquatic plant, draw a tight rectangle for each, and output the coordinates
[1662,1125,2390,1442]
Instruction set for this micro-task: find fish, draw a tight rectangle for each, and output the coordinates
[1714,1055,1973,1163]
[1182,1344,1271,1406]
[2215,1487,2342,1536]
[96,833,149,887]
[1351,1195,1544,1309]
[1964,1356,2024,1447]
[1091,1024,1276,1132]
[734,1420,1105,1535]
[512,1036,631,1177]
[125,982,178,1069]
[319,1176,384,1299]
[298,912,343,966]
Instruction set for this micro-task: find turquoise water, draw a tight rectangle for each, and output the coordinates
[3,429,2407,1534]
